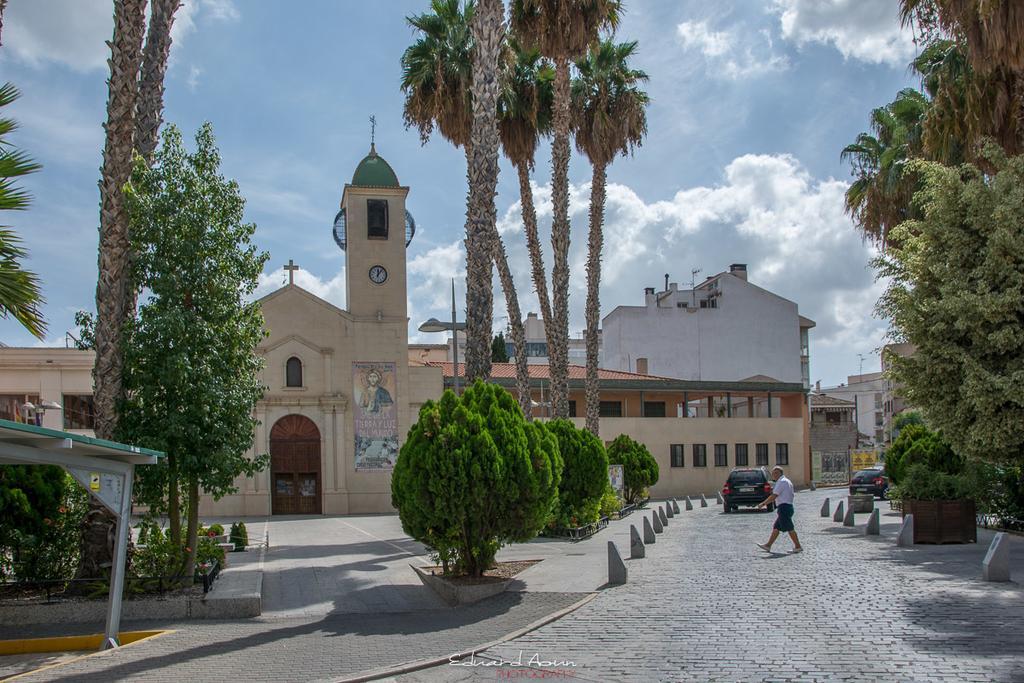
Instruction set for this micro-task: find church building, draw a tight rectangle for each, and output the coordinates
[199,145,442,516]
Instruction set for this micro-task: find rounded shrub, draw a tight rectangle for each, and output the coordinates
[546,419,608,528]
[606,434,659,504]
[391,381,562,576]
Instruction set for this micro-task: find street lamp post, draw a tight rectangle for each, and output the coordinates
[418,279,466,394]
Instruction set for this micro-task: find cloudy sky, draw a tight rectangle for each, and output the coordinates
[0,0,921,386]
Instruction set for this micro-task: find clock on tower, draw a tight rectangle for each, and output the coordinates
[333,143,415,320]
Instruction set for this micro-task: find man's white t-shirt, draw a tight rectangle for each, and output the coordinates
[772,475,795,505]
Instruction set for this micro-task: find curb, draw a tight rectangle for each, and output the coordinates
[335,592,599,683]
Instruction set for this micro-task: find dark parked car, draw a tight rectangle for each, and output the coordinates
[849,468,889,499]
[722,468,775,513]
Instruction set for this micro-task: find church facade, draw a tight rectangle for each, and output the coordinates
[199,145,442,516]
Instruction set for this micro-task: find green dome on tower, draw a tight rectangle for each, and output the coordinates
[351,144,400,187]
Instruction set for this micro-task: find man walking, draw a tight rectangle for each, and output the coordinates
[756,466,803,553]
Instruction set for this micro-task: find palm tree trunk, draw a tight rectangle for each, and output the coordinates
[491,231,533,418]
[0,0,8,47]
[584,162,607,435]
[80,0,146,581]
[135,0,178,163]
[517,160,554,341]
[548,55,572,418]
[463,0,504,383]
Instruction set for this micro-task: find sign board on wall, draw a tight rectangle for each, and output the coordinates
[353,362,398,470]
[608,464,624,497]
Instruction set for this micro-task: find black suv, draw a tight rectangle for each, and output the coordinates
[849,468,889,499]
[722,468,775,513]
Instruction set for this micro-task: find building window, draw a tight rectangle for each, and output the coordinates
[0,393,40,423]
[735,443,749,466]
[825,411,841,425]
[776,443,789,465]
[568,400,577,418]
[670,444,684,468]
[714,443,728,467]
[699,298,717,309]
[367,199,389,239]
[286,356,303,387]
[756,443,768,466]
[63,394,96,430]
[643,401,665,417]
[692,443,707,467]
[599,401,622,418]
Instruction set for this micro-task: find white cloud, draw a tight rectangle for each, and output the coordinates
[186,65,203,91]
[485,154,884,364]
[254,266,346,310]
[773,0,918,66]
[3,0,240,73]
[675,19,788,79]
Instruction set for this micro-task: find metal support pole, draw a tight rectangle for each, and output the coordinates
[451,278,460,394]
[768,392,773,418]
[727,393,732,418]
[103,466,135,649]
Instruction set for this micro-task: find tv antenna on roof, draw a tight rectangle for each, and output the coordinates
[690,268,701,308]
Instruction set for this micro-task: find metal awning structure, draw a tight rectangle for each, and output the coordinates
[0,418,163,649]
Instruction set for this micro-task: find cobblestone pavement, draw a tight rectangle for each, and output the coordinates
[395,489,1024,683]
[7,592,589,682]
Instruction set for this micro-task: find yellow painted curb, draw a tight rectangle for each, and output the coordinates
[0,630,167,655]
[0,630,173,681]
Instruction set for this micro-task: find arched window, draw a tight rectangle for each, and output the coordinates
[286,357,303,387]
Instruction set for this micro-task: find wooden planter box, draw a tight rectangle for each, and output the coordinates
[902,499,977,544]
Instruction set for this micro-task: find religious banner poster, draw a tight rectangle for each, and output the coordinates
[353,362,398,470]
[608,464,624,497]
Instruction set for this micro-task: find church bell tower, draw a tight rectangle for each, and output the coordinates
[333,143,415,321]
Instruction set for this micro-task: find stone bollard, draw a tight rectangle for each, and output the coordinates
[685,496,694,511]
[630,524,645,559]
[700,494,708,508]
[658,506,669,526]
[608,541,627,585]
[652,510,664,533]
[983,532,1010,582]
[833,500,845,523]
[671,498,680,514]
[865,509,880,535]
[810,481,817,491]
[716,492,724,505]
[820,497,830,518]
[643,515,656,544]
[897,514,914,547]
[843,504,856,527]
[666,501,675,518]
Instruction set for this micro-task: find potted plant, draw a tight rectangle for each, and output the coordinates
[891,464,976,543]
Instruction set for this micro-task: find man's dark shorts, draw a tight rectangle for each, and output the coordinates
[773,503,795,532]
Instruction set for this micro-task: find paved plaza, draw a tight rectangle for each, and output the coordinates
[2,488,1023,681]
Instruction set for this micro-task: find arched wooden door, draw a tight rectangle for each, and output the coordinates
[270,414,322,515]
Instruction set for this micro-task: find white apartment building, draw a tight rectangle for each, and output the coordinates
[818,372,886,446]
[600,264,814,387]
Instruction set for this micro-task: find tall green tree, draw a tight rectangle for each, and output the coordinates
[0,83,45,339]
[120,123,269,578]
[875,147,1024,466]
[510,0,619,419]
[491,331,509,362]
[572,39,648,435]
[401,0,533,415]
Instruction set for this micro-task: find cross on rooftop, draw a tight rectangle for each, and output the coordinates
[284,259,299,285]
[369,115,376,146]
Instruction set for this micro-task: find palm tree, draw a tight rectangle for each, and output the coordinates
[510,0,619,419]
[498,41,555,365]
[840,88,929,246]
[901,0,1024,156]
[572,40,648,435]
[402,0,533,415]
[0,83,45,339]
[136,0,180,163]
[0,0,8,47]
